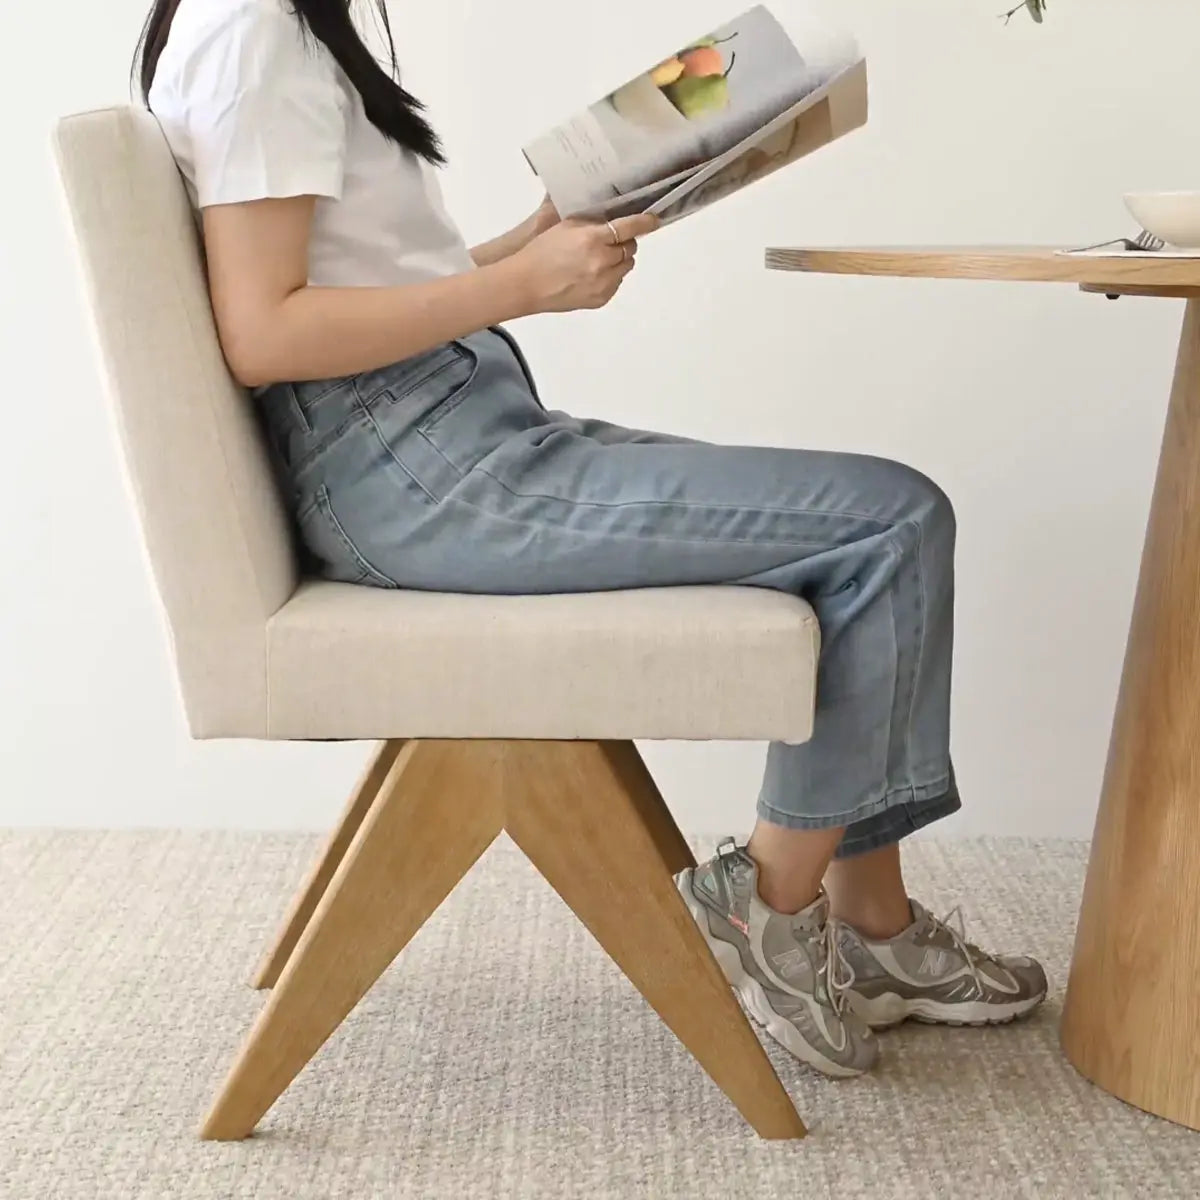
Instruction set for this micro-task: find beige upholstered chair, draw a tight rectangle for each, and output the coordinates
[54,107,820,1142]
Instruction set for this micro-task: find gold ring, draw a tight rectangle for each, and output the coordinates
[606,220,621,247]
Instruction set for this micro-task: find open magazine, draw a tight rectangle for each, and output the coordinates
[521,4,868,226]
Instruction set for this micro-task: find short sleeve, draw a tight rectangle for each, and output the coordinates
[183,4,349,207]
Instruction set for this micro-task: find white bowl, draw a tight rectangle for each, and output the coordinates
[1124,192,1200,248]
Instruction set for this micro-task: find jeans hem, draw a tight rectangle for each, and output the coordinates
[755,775,961,858]
[756,773,953,832]
[833,792,962,859]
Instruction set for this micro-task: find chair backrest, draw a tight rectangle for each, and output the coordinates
[55,107,299,738]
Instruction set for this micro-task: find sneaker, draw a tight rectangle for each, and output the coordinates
[838,900,1048,1029]
[675,840,878,1078]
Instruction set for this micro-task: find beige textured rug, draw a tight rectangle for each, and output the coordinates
[1,830,1197,1199]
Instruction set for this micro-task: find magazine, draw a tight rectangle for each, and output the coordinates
[521,4,868,227]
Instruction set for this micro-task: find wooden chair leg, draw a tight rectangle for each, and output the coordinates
[202,740,503,1140]
[503,740,806,1140]
[601,741,697,876]
[252,740,406,990]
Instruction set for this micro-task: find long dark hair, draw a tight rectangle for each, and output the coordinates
[135,0,445,165]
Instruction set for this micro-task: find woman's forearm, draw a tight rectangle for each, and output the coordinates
[227,258,535,387]
[471,199,559,268]
[471,213,541,268]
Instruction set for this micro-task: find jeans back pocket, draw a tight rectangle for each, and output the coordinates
[298,484,398,588]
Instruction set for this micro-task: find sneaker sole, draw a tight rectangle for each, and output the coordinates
[675,871,868,1079]
[848,990,1047,1029]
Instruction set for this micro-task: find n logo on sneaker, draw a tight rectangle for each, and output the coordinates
[918,947,953,977]
[772,948,805,979]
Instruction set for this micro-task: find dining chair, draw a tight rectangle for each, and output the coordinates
[54,106,818,1142]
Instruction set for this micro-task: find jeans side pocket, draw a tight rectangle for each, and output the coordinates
[411,340,480,433]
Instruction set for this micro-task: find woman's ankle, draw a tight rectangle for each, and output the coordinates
[829,897,914,940]
[823,842,914,938]
[745,821,844,915]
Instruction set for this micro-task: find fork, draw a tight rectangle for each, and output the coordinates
[1130,229,1166,251]
[1071,228,1167,253]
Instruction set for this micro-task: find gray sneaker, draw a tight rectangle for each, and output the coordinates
[676,840,878,1078]
[838,901,1048,1029]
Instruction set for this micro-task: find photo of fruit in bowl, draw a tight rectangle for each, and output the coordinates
[607,30,740,133]
[650,34,739,119]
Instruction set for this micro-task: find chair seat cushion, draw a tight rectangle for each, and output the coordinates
[262,582,819,742]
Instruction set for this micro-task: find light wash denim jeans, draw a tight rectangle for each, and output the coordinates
[255,327,960,858]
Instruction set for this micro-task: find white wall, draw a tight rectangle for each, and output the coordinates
[2,0,1196,835]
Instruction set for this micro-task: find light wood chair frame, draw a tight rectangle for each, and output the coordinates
[201,739,807,1141]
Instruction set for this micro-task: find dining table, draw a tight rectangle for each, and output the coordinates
[766,245,1200,1132]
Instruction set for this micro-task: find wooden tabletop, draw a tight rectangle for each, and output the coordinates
[764,246,1200,292]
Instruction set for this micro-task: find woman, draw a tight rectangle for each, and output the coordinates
[140,0,1046,1079]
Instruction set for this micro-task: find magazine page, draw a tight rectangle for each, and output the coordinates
[522,4,857,220]
[648,57,868,226]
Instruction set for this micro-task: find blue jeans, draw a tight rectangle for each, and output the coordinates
[255,327,960,858]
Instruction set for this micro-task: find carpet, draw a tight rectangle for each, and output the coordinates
[1,830,1197,1199]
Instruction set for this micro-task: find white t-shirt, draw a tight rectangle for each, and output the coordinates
[149,0,476,288]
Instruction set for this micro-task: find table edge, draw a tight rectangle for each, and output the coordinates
[764,247,1200,290]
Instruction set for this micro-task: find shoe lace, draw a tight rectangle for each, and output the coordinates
[821,919,858,1015]
[924,905,990,991]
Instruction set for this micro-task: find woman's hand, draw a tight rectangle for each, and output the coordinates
[510,213,661,314]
